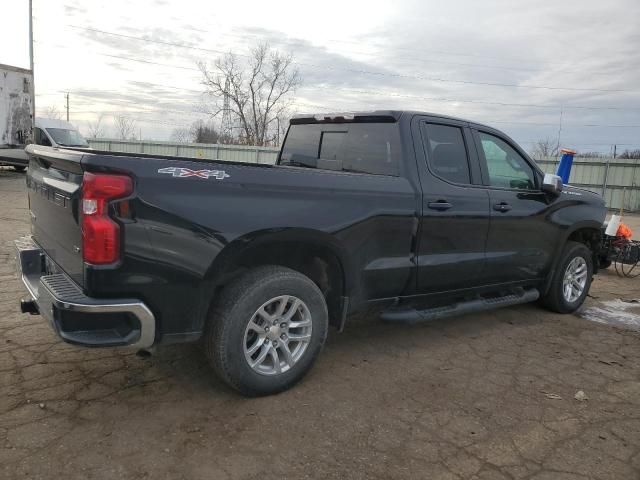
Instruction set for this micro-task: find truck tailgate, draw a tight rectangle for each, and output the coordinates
[26,146,85,286]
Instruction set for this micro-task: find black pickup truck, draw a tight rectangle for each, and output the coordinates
[16,110,606,396]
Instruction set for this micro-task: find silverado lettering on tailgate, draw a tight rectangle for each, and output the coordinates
[26,177,72,208]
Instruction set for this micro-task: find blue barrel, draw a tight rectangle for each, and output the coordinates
[556,148,576,184]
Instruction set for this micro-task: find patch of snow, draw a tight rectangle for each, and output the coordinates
[580,299,640,331]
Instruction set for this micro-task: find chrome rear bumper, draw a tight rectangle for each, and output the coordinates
[15,236,155,349]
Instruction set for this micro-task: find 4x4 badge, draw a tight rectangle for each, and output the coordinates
[157,167,230,180]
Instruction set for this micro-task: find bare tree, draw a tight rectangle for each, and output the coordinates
[575,151,606,158]
[87,115,106,138]
[190,120,220,144]
[619,149,640,159]
[530,138,559,159]
[114,116,137,140]
[170,121,224,144]
[170,127,191,143]
[198,43,300,146]
[43,105,63,120]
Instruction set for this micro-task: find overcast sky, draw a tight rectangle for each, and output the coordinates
[2,0,639,153]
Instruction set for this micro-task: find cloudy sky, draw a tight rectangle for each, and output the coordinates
[2,0,640,153]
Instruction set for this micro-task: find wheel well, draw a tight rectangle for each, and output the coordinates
[568,227,601,251]
[212,241,346,328]
[567,227,602,270]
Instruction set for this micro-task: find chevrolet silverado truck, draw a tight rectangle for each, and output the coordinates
[15,111,607,396]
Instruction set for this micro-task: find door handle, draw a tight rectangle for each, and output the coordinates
[428,200,452,211]
[493,202,512,212]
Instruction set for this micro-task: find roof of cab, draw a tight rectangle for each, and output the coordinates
[291,110,497,131]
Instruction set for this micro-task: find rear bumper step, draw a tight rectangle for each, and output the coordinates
[15,236,155,349]
[380,287,540,323]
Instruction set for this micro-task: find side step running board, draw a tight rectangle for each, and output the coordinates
[380,288,540,324]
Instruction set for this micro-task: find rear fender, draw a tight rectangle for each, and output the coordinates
[202,228,353,329]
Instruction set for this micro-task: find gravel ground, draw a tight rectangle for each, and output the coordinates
[1,166,640,480]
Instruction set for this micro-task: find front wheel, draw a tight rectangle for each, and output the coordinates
[204,266,328,396]
[12,165,26,172]
[542,241,593,313]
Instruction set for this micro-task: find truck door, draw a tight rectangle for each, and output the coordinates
[412,116,490,293]
[472,128,557,283]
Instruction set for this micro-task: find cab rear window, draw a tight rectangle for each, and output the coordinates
[279,123,401,176]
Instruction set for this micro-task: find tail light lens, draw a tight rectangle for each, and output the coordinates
[81,172,133,265]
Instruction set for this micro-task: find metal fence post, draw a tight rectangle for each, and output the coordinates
[602,158,611,198]
[255,147,259,163]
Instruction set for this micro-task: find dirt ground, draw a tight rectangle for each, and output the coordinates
[1,166,640,480]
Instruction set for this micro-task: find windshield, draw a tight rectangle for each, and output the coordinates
[45,128,89,147]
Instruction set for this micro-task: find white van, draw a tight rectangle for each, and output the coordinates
[34,118,89,148]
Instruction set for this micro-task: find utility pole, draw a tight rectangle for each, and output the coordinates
[65,92,69,121]
[29,0,35,129]
[555,104,564,155]
[613,144,617,159]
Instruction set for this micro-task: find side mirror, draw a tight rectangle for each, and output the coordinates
[542,173,563,196]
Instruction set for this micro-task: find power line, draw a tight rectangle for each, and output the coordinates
[45,101,340,120]
[55,4,576,68]
[99,21,610,77]
[62,25,634,94]
[68,24,234,57]
[300,86,640,112]
[100,53,199,71]
[35,40,203,71]
[64,19,590,72]
[33,40,640,111]
[33,8,640,148]
[39,90,640,129]
[35,79,640,114]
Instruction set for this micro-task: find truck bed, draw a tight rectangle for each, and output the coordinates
[23,143,418,342]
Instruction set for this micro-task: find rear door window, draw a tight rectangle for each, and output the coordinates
[280,123,400,176]
[421,123,471,184]
[279,125,321,168]
[319,131,347,160]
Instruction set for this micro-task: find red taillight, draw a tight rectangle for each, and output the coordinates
[81,172,132,265]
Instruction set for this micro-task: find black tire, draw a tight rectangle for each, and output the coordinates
[542,241,593,314]
[204,266,328,396]
[12,166,26,172]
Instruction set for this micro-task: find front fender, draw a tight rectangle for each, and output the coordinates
[542,202,605,295]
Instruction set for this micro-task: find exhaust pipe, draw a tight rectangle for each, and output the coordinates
[20,297,39,315]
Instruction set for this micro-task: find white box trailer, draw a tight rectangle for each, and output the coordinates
[0,63,33,170]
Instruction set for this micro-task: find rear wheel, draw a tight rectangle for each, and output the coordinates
[542,241,593,313]
[12,165,26,172]
[204,266,328,396]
